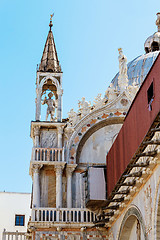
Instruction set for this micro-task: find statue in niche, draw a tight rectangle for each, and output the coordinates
[118,48,128,90]
[42,92,57,121]
[78,97,91,117]
[68,109,78,127]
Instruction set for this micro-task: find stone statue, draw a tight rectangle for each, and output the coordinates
[68,109,78,126]
[118,48,127,76]
[42,92,56,121]
[127,80,139,99]
[93,93,105,109]
[105,83,119,102]
[118,48,128,90]
[78,97,91,117]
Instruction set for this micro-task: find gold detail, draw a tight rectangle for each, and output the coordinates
[50,13,54,21]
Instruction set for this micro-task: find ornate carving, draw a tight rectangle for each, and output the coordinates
[105,83,119,102]
[42,92,57,121]
[33,126,40,137]
[32,164,42,173]
[57,126,64,135]
[55,164,65,175]
[127,81,139,99]
[78,97,91,117]
[93,93,105,109]
[66,164,77,177]
[68,109,78,126]
[120,98,129,106]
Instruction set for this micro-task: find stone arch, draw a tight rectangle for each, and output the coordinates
[39,76,60,92]
[118,206,147,240]
[76,117,124,164]
[152,175,160,240]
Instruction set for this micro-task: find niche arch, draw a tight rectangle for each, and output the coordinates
[118,206,147,240]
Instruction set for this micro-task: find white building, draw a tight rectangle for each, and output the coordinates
[0,192,31,240]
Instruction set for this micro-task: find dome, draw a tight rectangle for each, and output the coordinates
[144,13,160,53]
[111,51,159,89]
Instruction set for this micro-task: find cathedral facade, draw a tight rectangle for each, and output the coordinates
[27,13,160,240]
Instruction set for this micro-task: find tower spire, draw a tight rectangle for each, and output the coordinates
[38,14,62,73]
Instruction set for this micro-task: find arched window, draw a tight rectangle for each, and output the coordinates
[151,41,159,51]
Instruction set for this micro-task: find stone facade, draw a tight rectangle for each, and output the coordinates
[27,13,160,240]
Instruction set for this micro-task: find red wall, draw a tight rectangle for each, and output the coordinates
[107,53,160,196]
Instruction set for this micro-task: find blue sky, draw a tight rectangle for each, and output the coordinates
[0,0,159,193]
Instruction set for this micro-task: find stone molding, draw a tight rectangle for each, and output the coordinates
[117,205,148,240]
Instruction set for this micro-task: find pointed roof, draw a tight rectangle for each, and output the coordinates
[38,18,62,73]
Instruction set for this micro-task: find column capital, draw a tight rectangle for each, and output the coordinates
[57,126,64,135]
[33,126,40,137]
[32,164,42,173]
[66,164,77,177]
[55,163,65,175]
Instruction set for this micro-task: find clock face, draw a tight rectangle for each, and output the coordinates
[40,130,57,148]
[79,124,123,165]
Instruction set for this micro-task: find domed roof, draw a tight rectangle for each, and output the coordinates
[111,51,159,89]
[144,13,160,53]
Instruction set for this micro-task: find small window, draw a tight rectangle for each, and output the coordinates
[147,82,154,104]
[15,215,25,226]
[151,41,159,51]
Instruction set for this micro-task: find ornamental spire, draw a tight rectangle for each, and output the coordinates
[38,14,62,73]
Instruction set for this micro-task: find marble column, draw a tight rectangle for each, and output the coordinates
[55,163,65,208]
[57,127,63,148]
[66,164,77,208]
[34,126,40,147]
[57,86,63,122]
[35,89,42,121]
[32,165,41,208]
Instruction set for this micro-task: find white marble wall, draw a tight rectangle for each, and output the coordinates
[110,165,160,240]
[79,124,122,164]
[40,129,57,148]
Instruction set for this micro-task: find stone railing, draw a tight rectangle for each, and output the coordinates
[2,230,27,240]
[31,147,64,162]
[31,208,96,223]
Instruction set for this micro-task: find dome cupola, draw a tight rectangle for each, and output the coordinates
[144,13,160,53]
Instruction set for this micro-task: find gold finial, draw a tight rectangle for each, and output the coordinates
[49,13,54,30]
[50,13,54,21]
[118,48,122,52]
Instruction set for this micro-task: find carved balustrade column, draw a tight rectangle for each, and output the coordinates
[32,165,41,208]
[57,86,63,122]
[34,126,40,147]
[55,163,65,208]
[66,164,77,208]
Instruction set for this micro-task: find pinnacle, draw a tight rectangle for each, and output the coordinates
[38,26,62,73]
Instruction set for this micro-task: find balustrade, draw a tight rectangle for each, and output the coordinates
[32,148,64,162]
[31,208,96,223]
[2,230,26,240]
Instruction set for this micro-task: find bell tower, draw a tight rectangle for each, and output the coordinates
[35,15,63,122]
[30,15,68,211]
[28,15,99,240]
